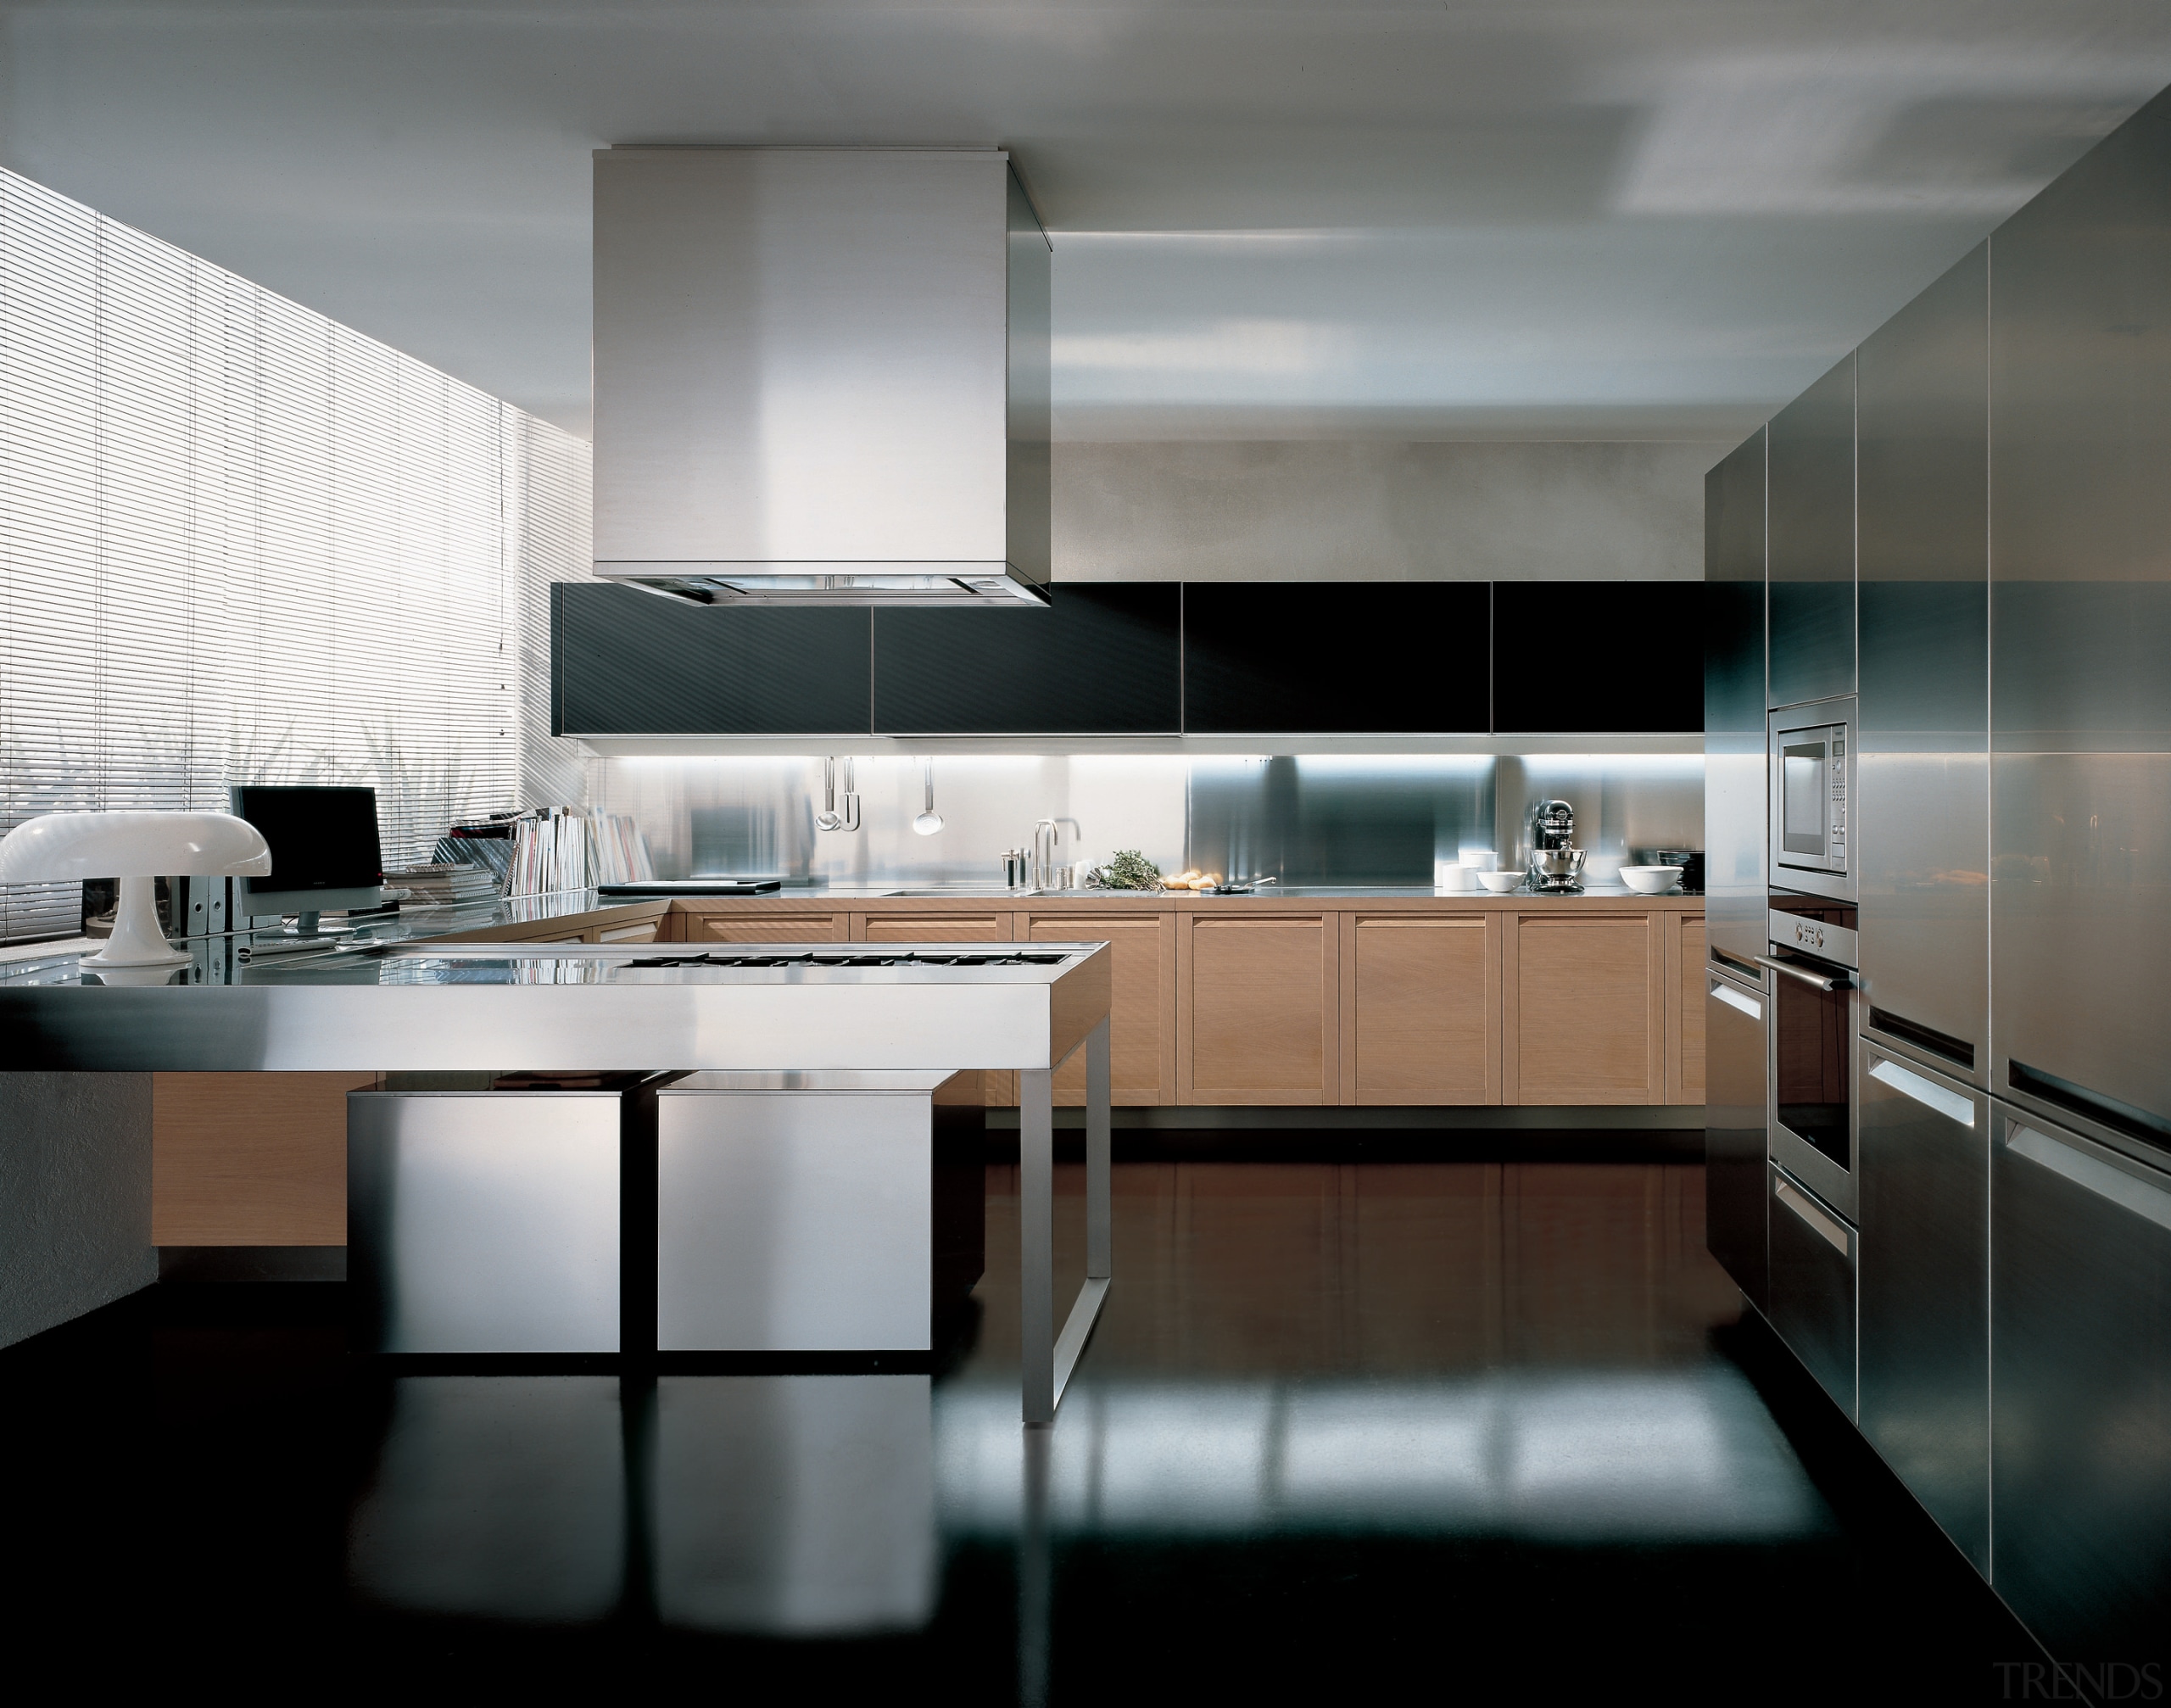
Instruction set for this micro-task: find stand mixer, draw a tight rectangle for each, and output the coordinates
[1526,799,1587,893]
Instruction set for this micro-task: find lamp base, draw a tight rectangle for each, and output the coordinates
[81,874,192,968]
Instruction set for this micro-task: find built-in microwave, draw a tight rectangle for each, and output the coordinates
[1770,696,1856,904]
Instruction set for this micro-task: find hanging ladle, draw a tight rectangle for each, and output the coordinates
[912,758,944,835]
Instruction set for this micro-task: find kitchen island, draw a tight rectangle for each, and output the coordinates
[1,929,1113,1421]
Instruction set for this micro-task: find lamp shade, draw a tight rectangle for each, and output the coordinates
[0,810,272,882]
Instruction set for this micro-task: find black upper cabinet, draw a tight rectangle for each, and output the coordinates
[871,583,1180,734]
[1492,581,1703,733]
[552,583,871,735]
[1182,582,1490,733]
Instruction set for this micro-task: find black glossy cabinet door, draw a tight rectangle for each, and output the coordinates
[1491,581,1702,733]
[871,583,1180,734]
[1182,582,1489,734]
[551,583,871,735]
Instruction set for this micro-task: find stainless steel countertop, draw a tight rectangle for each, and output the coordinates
[0,939,1113,1074]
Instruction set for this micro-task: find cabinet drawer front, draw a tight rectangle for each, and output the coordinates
[1352,916,1493,1103]
[694,913,847,943]
[1182,915,1335,1103]
[1026,913,1175,1106]
[860,913,1010,943]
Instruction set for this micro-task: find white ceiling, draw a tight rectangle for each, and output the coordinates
[5,2,2168,444]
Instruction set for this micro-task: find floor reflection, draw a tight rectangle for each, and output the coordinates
[652,1375,935,1636]
[3,1153,2033,1698]
[940,1368,1820,1543]
[348,1376,627,1621]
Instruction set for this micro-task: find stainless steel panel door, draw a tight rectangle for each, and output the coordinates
[1768,1163,1857,1419]
[1767,353,1856,711]
[1990,89,2171,1157]
[1990,1101,2171,1658]
[1705,428,1769,967]
[348,1091,624,1354]
[1856,244,1989,1082]
[656,1089,934,1352]
[1858,1047,1988,1571]
[1705,967,1770,1309]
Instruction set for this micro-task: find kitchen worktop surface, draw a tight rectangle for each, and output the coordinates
[678,881,1705,904]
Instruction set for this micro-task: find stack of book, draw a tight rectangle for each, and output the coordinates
[386,862,500,910]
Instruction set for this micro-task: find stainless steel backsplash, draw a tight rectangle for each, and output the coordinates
[589,753,1703,887]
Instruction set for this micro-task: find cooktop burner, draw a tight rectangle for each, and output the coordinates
[623,951,1070,969]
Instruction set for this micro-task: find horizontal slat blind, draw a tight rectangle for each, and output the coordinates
[1,169,591,941]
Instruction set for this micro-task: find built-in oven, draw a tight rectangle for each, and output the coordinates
[1770,696,1856,905]
[1761,892,1860,1224]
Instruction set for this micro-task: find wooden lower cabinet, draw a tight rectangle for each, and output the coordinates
[1022,910,1176,1106]
[1179,913,1337,1104]
[153,1071,374,1246]
[1504,913,1664,1104]
[859,910,1014,1102]
[1342,913,1501,1104]
[1666,913,1707,1105]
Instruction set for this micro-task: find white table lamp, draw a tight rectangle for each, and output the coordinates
[0,811,273,968]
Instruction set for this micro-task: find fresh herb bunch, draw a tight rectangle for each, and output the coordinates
[1093,849,1163,891]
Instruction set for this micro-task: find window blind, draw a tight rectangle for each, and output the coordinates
[0,169,591,942]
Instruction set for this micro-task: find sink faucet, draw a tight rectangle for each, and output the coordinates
[1031,818,1080,890]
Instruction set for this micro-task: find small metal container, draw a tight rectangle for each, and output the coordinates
[1002,849,1027,889]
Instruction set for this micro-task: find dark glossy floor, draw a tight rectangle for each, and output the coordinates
[2,1144,2037,1701]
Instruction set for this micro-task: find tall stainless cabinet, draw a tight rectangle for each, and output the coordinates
[1990,89,2171,1153]
[1766,355,1856,711]
[1705,963,1769,1309]
[1991,1102,2171,1657]
[1986,86,2171,1659]
[1705,429,1768,970]
[1857,1047,1989,1571]
[1856,245,1990,1080]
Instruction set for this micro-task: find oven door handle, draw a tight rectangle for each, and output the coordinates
[1753,954,1851,992]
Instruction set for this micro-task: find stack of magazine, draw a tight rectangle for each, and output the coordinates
[387,862,500,910]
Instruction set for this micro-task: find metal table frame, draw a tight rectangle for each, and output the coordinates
[1019,1016,1112,1425]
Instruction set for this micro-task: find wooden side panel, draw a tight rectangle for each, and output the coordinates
[1346,914,1500,1105]
[690,910,850,943]
[1504,913,1663,1105]
[1023,911,1176,1105]
[153,1071,375,1246]
[1666,913,1708,1105]
[1179,913,1337,1105]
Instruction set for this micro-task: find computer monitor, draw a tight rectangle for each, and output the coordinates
[230,784,386,933]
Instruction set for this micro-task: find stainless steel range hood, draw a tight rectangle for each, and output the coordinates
[592,147,1051,606]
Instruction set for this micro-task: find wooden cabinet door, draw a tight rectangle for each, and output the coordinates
[1504,913,1663,1104]
[690,910,850,943]
[1179,913,1337,1104]
[153,1072,376,1246]
[1666,913,1707,1105]
[1023,911,1176,1106]
[857,912,1013,944]
[1343,914,1500,1104]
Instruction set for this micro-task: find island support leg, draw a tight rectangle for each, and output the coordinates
[1019,1017,1113,1424]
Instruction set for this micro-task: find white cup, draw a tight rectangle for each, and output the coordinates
[1434,859,1476,892]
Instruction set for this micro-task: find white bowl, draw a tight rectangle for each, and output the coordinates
[1619,865,1683,895]
[1476,870,1523,894]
